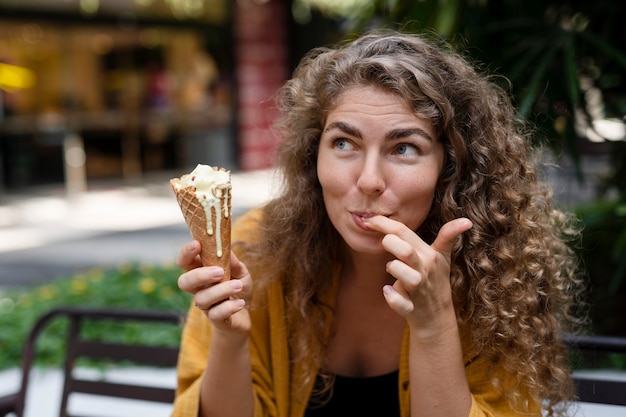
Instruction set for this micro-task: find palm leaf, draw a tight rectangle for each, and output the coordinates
[580,30,626,70]
[563,33,580,106]
[517,41,559,118]
[432,0,461,36]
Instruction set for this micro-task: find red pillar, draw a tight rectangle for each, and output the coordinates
[234,0,291,170]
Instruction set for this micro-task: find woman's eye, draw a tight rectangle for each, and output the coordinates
[395,143,419,156]
[333,138,354,151]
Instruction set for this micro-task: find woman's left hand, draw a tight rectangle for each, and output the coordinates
[362,215,472,336]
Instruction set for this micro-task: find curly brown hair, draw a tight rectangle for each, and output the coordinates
[241,30,586,416]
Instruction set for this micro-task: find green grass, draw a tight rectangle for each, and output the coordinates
[0,261,192,370]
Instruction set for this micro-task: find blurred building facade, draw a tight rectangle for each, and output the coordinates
[0,0,303,194]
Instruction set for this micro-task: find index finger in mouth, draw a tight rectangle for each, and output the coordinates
[361,215,408,236]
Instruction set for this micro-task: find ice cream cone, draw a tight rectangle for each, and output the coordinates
[170,167,231,280]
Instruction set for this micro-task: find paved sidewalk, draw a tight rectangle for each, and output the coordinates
[0,169,280,289]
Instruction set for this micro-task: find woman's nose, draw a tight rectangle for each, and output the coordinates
[356,156,385,195]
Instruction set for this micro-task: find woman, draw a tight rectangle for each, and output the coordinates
[172,31,585,417]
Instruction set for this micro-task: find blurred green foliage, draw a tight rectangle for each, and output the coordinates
[0,262,191,370]
[576,191,626,335]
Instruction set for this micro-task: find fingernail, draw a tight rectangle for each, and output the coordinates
[188,241,198,252]
[230,280,243,290]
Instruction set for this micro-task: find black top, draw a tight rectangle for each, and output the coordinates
[304,370,400,416]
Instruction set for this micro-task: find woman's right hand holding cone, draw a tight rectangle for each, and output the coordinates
[177,240,252,334]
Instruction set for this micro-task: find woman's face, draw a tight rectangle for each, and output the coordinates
[317,85,444,255]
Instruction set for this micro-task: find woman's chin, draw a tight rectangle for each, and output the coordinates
[344,239,387,257]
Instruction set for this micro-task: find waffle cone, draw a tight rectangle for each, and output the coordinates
[170,178,231,281]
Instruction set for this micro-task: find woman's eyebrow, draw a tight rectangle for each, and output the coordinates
[386,127,434,142]
[323,121,362,138]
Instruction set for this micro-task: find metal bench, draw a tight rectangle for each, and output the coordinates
[0,306,185,417]
[563,333,626,406]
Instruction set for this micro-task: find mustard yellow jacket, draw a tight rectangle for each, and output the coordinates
[172,209,538,417]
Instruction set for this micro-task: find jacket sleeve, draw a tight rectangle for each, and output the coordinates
[465,355,541,417]
[171,304,212,417]
[171,298,283,417]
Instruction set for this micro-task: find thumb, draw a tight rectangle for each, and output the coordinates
[230,251,249,279]
[431,218,473,255]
